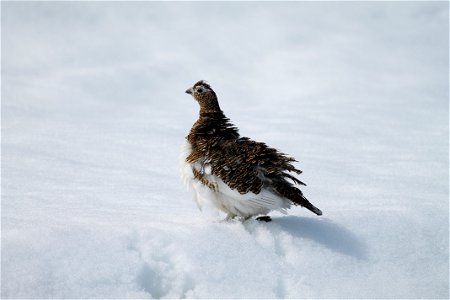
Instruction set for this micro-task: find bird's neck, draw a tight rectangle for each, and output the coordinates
[198,110,225,119]
[188,110,239,145]
[199,98,221,114]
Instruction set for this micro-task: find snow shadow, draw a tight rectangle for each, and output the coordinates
[272,216,368,259]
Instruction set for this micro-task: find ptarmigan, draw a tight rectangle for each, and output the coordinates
[181,80,322,221]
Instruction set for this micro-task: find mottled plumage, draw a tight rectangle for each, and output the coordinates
[181,80,322,220]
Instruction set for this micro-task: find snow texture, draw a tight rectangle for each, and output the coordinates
[2,2,449,299]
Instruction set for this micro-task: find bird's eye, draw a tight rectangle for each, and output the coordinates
[197,88,203,93]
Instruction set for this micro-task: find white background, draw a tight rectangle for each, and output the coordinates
[2,2,448,298]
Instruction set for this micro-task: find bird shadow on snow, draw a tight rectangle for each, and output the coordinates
[271,216,368,260]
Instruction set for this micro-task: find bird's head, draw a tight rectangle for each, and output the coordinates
[185,80,221,113]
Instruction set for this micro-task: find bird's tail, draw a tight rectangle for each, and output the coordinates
[300,198,323,216]
[273,182,322,216]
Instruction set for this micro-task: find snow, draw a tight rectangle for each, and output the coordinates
[2,1,449,299]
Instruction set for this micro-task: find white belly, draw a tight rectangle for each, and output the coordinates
[180,140,291,219]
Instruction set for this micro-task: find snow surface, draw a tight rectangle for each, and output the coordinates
[2,2,449,299]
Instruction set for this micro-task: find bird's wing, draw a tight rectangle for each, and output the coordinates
[207,137,305,195]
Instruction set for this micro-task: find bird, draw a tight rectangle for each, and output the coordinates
[180,80,322,222]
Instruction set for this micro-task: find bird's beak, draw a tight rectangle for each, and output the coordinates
[185,88,193,95]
